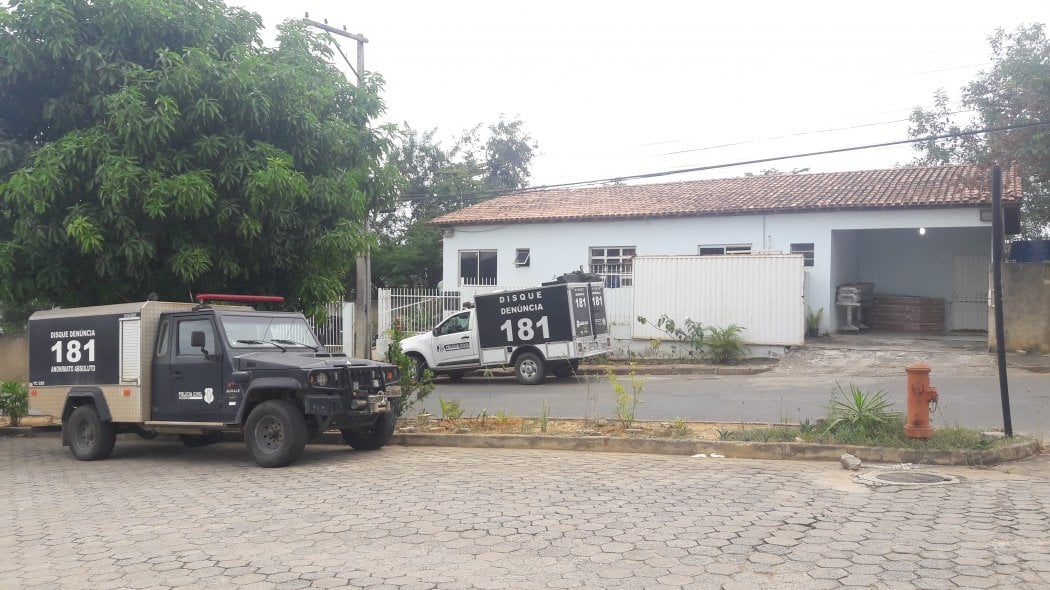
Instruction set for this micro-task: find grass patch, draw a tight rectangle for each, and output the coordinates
[718,416,1027,451]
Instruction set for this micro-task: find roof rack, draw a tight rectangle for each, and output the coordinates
[194,294,285,308]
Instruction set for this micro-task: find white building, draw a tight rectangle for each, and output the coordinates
[429,164,1021,336]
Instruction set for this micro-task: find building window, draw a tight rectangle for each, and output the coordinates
[513,248,531,267]
[590,246,635,288]
[698,244,752,255]
[790,243,814,267]
[460,250,497,285]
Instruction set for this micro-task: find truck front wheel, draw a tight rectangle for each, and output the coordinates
[409,353,428,383]
[515,352,546,385]
[67,405,117,461]
[340,412,397,450]
[244,400,308,468]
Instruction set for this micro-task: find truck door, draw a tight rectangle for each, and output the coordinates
[432,311,478,368]
[152,315,226,422]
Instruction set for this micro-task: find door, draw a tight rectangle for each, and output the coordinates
[950,255,990,331]
[151,315,226,421]
[432,311,478,367]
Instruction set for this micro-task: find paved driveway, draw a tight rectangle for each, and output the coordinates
[2,436,1049,589]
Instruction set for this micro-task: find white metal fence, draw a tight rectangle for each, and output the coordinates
[377,289,462,338]
[306,301,354,353]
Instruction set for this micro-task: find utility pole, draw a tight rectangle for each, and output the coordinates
[304,14,372,360]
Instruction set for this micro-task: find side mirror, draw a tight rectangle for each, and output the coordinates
[191,330,206,349]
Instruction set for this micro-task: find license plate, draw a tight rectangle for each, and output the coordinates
[368,395,390,413]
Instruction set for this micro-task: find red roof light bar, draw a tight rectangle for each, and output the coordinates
[196,294,285,304]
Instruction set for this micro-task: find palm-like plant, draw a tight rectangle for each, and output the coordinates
[824,382,901,434]
[704,325,747,364]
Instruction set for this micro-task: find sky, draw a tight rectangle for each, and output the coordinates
[237,0,1048,187]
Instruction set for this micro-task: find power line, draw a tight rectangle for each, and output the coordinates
[659,110,978,157]
[399,119,1050,204]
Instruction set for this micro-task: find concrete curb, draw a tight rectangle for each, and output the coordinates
[0,424,61,437]
[8,425,1037,466]
[310,432,1039,466]
[470,362,777,378]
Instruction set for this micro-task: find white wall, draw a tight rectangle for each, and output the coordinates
[856,227,990,300]
[440,207,990,334]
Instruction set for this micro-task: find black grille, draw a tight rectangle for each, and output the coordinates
[346,367,381,391]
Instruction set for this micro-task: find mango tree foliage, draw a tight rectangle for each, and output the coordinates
[910,24,1050,237]
[372,118,536,289]
[0,0,391,324]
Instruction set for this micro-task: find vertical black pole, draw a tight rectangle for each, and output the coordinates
[990,165,1013,437]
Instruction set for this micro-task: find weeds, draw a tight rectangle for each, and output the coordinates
[798,418,816,435]
[605,366,643,429]
[670,416,690,438]
[539,401,550,434]
[438,397,464,422]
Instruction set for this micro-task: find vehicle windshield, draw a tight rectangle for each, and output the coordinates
[221,315,322,349]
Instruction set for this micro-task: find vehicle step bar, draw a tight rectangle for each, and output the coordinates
[143,421,229,428]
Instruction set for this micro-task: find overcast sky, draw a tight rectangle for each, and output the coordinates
[238,1,1047,186]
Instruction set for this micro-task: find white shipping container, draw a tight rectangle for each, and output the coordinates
[631,254,805,346]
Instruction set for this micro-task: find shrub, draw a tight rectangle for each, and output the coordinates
[637,315,705,356]
[704,324,747,364]
[386,322,436,417]
[0,380,29,426]
[823,382,902,437]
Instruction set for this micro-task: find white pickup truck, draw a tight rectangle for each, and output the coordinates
[400,281,612,384]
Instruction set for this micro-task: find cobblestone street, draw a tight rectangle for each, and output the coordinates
[2,436,1049,589]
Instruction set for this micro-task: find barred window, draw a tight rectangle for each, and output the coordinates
[589,246,635,288]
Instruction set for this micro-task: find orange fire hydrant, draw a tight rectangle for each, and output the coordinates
[904,362,939,439]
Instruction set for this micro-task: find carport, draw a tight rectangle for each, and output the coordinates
[829,226,991,334]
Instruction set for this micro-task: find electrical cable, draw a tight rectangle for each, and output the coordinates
[398,119,1050,204]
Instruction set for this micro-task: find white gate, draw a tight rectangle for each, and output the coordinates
[306,301,354,353]
[631,254,805,346]
[950,255,989,331]
[377,289,462,338]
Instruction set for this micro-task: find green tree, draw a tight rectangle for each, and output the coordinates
[909,23,1050,237]
[0,0,391,328]
[372,117,537,288]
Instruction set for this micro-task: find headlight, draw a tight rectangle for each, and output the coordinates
[309,370,333,387]
[383,367,399,385]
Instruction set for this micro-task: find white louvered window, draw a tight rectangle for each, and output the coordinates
[120,318,141,383]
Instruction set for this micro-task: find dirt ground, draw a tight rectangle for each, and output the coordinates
[398,415,775,441]
[770,331,1048,377]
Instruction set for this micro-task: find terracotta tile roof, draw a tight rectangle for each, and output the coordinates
[430,164,1022,226]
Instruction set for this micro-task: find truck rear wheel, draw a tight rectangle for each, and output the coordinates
[515,352,546,385]
[67,405,116,461]
[340,412,397,450]
[244,400,308,468]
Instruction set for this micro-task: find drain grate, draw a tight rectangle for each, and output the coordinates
[855,470,960,487]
